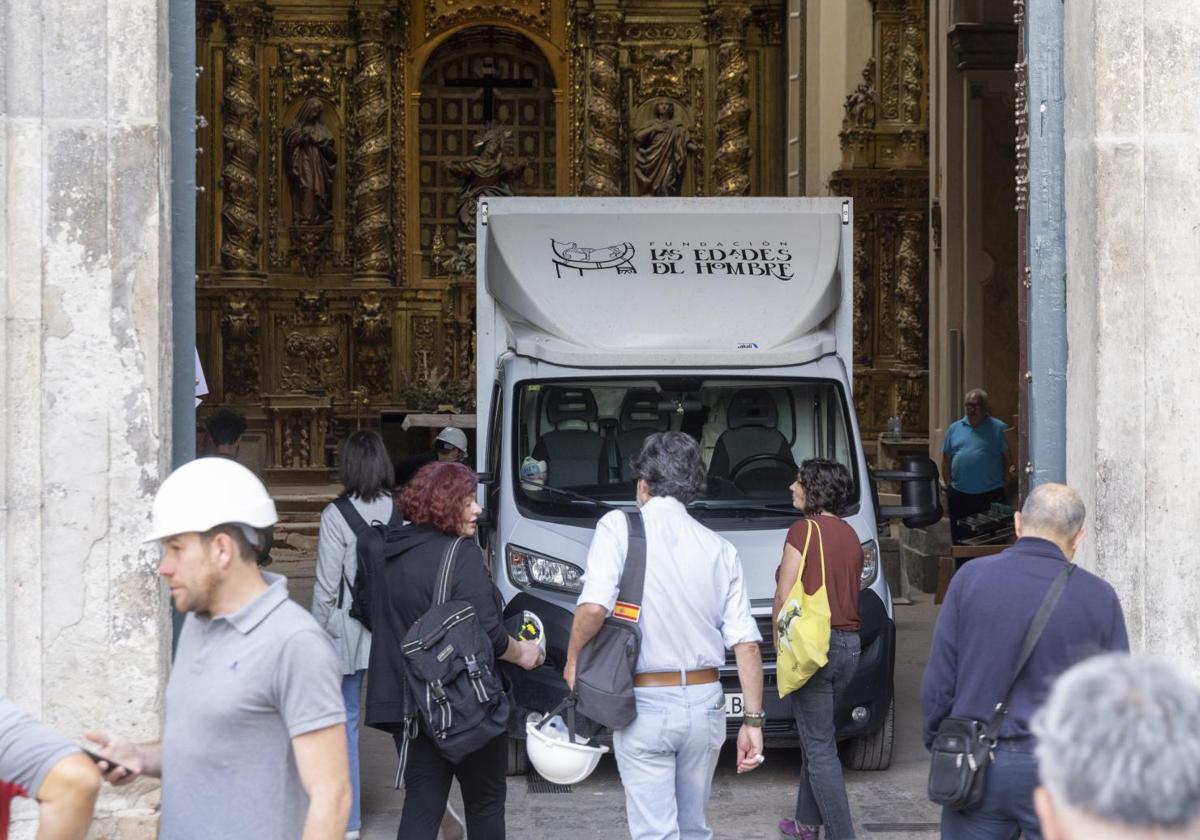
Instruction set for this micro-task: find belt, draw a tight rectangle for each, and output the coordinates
[633,668,719,688]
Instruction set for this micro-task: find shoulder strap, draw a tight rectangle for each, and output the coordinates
[433,536,466,606]
[386,502,404,527]
[985,563,1076,738]
[811,519,827,588]
[334,496,371,535]
[615,511,647,609]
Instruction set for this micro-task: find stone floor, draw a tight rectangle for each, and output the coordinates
[357,597,944,840]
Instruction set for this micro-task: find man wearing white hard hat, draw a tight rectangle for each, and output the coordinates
[395,426,470,487]
[86,458,352,840]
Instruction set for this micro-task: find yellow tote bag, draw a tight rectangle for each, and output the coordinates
[775,519,832,699]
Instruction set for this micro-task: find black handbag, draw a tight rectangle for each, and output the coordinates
[927,563,1075,810]
[574,511,646,730]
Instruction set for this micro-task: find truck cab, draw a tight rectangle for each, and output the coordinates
[474,197,938,773]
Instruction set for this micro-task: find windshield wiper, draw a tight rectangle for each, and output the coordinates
[523,483,616,511]
[687,502,804,516]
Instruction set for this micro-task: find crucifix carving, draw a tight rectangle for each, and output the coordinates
[446,56,533,121]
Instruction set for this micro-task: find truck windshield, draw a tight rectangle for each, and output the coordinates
[513,378,857,517]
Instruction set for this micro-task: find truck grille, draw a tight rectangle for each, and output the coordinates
[724,615,776,667]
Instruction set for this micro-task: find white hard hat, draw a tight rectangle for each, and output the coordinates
[436,426,469,452]
[525,699,608,786]
[146,457,278,542]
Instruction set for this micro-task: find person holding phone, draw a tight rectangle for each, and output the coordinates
[87,458,351,840]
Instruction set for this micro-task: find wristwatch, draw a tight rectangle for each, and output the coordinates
[742,710,766,727]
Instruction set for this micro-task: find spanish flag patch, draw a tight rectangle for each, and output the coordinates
[613,601,641,622]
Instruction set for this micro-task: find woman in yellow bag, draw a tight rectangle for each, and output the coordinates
[773,460,864,840]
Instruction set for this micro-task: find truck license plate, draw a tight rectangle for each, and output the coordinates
[724,693,745,718]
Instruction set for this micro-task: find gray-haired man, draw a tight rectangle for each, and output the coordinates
[565,431,765,840]
[922,483,1129,839]
[1032,654,1200,840]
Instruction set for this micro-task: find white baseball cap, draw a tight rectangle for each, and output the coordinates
[436,427,469,453]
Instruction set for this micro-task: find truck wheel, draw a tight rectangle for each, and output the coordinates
[507,736,530,776]
[840,699,894,771]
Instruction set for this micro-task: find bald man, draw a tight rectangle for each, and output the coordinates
[921,484,1129,840]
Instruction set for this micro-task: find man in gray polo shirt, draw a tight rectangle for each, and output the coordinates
[87,458,350,840]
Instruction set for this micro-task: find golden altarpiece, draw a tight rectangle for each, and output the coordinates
[195,0,790,489]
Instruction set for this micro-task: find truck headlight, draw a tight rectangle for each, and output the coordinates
[860,540,879,589]
[507,545,584,594]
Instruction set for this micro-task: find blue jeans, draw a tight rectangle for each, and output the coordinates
[790,629,860,840]
[940,749,1042,840]
[343,670,365,832]
[613,682,726,840]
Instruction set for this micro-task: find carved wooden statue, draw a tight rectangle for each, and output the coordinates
[633,100,699,197]
[284,97,337,226]
[445,124,526,235]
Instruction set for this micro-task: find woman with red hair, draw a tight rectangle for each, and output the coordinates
[365,461,543,840]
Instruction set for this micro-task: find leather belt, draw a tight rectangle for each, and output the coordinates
[633,668,720,688]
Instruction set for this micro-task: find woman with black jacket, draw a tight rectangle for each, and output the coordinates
[366,461,543,840]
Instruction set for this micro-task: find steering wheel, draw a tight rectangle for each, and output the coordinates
[728,454,798,486]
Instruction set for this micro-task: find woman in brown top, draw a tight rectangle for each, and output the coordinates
[774,459,863,840]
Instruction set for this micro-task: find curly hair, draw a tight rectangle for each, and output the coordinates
[400,461,477,535]
[797,458,854,517]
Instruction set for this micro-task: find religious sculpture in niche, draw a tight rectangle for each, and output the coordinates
[285,98,337,226]
[845,59,877,128]
[445,124,526,235]
[633,101,700,197]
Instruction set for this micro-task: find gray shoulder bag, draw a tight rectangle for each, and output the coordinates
[574,511,646,730]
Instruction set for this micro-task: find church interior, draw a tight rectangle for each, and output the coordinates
[193,0,1021,592]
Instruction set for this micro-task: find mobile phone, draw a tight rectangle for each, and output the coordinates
[82,748,133,775]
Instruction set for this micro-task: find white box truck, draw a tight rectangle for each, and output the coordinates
[474,196,940,773]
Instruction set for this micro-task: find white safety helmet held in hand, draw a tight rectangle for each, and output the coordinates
[525,697,609,786]
[146,457,278,543]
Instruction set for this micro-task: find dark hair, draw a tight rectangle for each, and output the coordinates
[632,431,707,504]
[338,430,395,502]
[401,461,478,535]
[206,409,247,446]
[201,523,270,565]
[797,459,854,517]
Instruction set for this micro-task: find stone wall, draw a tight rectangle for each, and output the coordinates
[0,0,173,835]
[1064,0,1200,672]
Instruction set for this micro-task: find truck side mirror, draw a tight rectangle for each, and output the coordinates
[872,455,943,528]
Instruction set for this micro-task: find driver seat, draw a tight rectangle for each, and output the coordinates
[533,387,604,487]
[708,389,794,492]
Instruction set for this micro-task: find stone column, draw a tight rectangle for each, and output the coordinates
[351,7,392,280]
[219,2,268,276]
[0,0,173,835]
[711,2,753,196]
[583,10,623,196]
[1064,0,1200,669]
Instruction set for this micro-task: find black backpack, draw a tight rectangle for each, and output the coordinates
[398,537,508,766]
[333,496,403,632]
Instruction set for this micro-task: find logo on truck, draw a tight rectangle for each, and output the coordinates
[550,239,637,278]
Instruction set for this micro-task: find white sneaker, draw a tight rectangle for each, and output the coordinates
[345,832,361,840]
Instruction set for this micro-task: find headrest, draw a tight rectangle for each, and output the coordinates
[545,387,598,425]
[727,389,779,429]
[619,390,669,431]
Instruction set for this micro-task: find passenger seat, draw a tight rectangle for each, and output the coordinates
[532,387,605,487]
[616,390,669,481]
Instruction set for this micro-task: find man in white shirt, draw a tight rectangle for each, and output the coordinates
[565,431,765,840]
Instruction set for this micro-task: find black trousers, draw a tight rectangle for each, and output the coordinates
[947,486,1006,545]
[395,732,507,840]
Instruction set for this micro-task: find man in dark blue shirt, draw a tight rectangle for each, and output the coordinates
[922,483,1129,840]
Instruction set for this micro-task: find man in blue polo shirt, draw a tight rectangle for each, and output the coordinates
[941,388,1011,543]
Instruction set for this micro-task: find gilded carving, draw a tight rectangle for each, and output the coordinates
[1014,59,1029,212]
[622,23,705,42]
[277,45,349,103]
[845,58,877,127]
[351,8,392,278]
[296,289,331,324]
[220,294,261,398]
[410,315,438,383]
[353,291,392,392]
[290,225,333,277]
[632,48,690,99]
[446,125,526,233]
[894,216,925,365]
[752,7,785,45]
[272,20,352,41]
[220,3,269,273]
[285,98,337,226]
[424,0,551,38]
[281,332,341,393]
[901,24,923,125]
[584,12,623,196]
[852,218,873,365]
[711,5,752,196]
[391,42,408,283]
[878,23,901,121]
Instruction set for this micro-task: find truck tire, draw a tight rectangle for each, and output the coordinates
[507,736,530,776]
[840,699,894,771]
